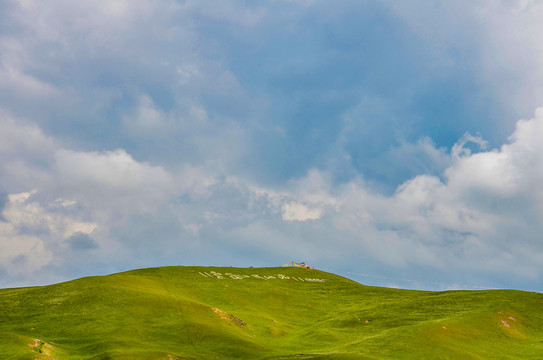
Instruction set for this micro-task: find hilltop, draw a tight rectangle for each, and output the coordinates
[0,266,542,359]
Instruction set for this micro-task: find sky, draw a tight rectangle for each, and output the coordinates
[1,0,543,291]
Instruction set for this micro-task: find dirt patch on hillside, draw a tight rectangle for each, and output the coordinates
[28,338,57,359]
[212,307,247,327]
[498,310,518,328]
[29,338,41,347]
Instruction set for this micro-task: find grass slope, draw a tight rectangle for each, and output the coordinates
[0,266,542,359]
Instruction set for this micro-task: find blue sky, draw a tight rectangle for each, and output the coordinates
[2,0,543,291]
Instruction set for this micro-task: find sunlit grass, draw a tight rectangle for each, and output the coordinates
[1,266,542,359]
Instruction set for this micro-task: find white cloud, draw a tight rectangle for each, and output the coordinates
[0,114,57,159]
[0,221,52,275]
[281,202,322,222]
[0,114,58,193]
[53,148,179,218]
[0,112,218,281]
[0,64,58,99]
[176,64,200,84]
[218,107,540,283]
[2,106,543,288]
[451,133,488,159]
[0,189,96,275]
[4,190,96,238]
[447,108,543,201]
[123,95,169,132]
[0,111,215,218]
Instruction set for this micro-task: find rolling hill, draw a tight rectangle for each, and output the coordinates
[0,266,542,359]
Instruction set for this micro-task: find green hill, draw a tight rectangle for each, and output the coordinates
[0,266,542,359]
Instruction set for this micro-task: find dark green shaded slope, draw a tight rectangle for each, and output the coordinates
[0,266,542,359]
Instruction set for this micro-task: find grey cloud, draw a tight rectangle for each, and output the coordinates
[0,190,6,220]
[364,137,451,192]
[65,232,99,251]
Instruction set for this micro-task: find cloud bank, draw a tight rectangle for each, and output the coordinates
[1,108,543,289]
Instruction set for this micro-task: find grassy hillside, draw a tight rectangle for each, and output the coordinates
[0,266,542,359]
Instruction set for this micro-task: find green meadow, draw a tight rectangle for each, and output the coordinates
[0,266,542,359]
